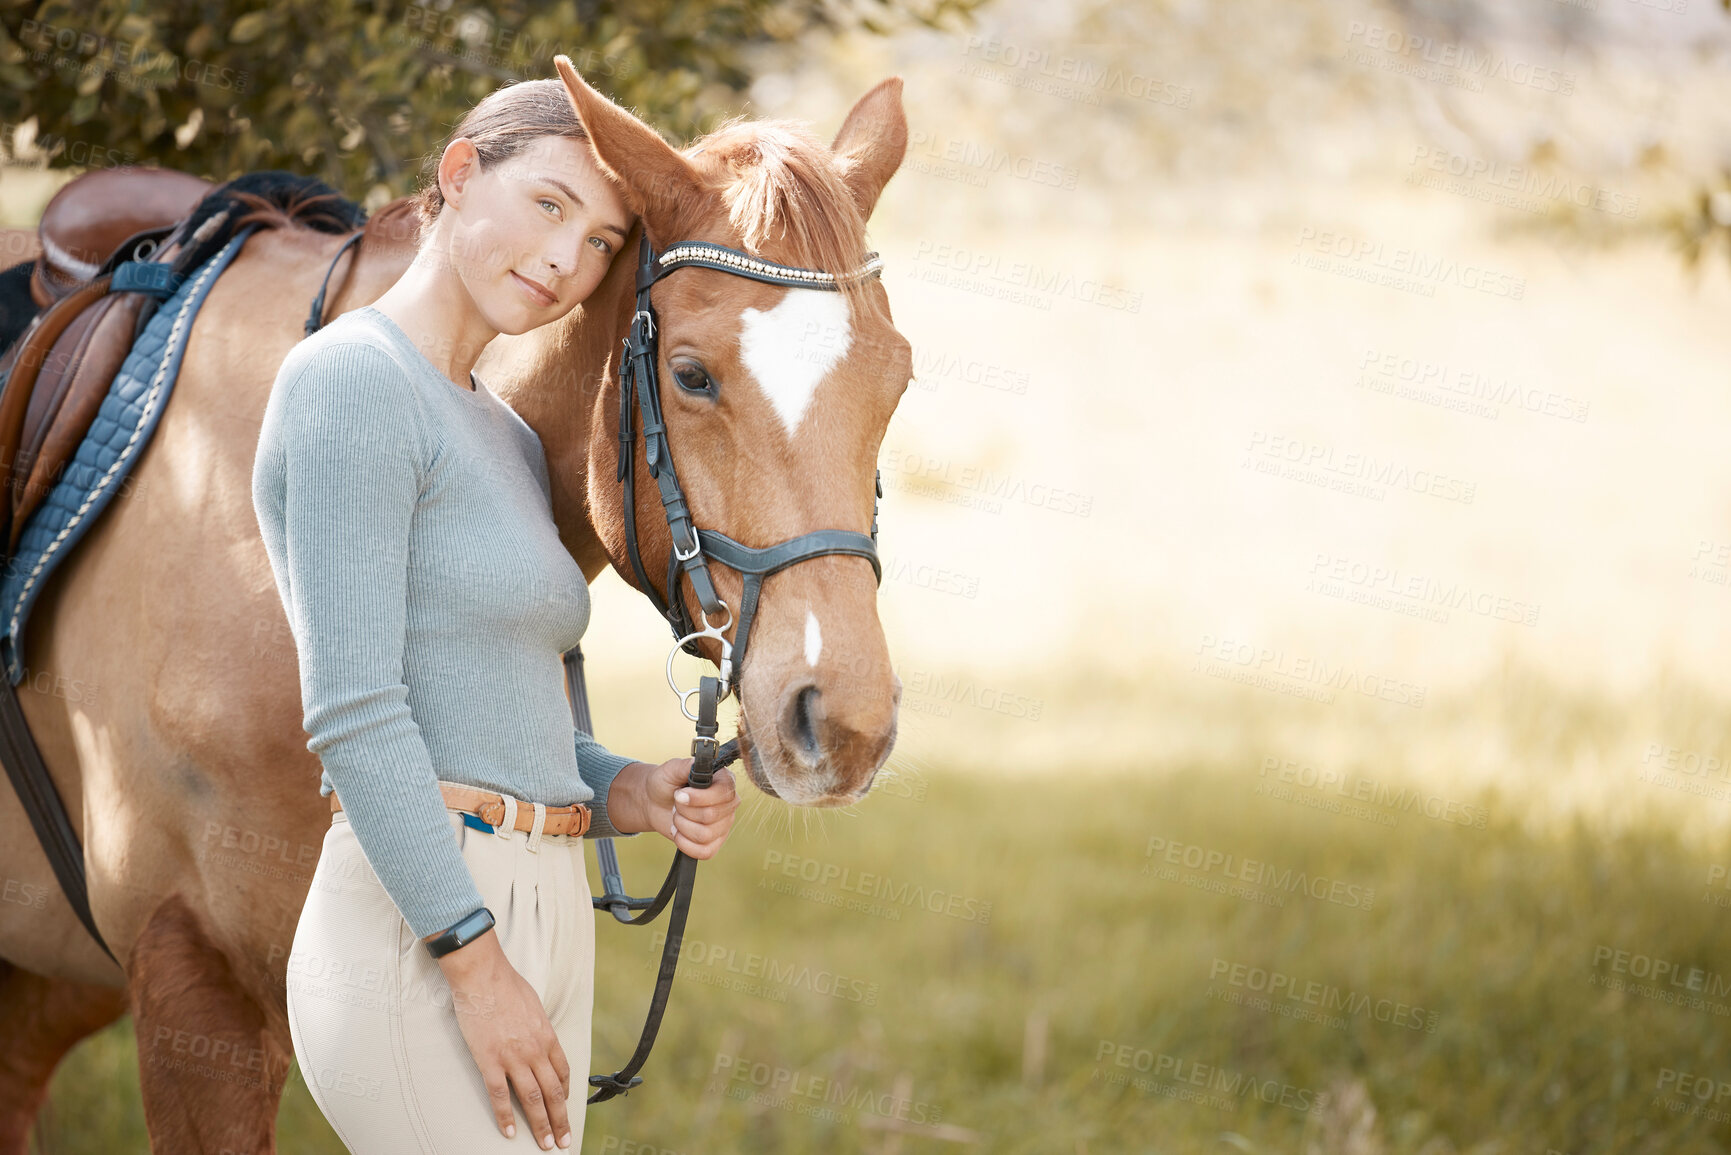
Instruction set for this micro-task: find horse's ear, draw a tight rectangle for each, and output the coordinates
[553,55,705,241]
[830,77,908,220]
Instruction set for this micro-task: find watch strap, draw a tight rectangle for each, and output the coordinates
[424,905,495,959]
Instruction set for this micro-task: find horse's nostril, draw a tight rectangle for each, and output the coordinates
[783,683,824,767]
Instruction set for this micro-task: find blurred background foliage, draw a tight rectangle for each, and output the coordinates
[2,0,1730,268]
[0,0,986,211]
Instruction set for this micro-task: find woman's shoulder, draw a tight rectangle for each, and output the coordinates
[274,308,417,397]
[265,311,435,455]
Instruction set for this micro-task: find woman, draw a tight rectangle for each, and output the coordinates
[251,78,739,1153]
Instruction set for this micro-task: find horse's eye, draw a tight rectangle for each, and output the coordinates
[672,360,715,396]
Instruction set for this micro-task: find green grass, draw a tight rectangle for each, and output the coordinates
[28,762,1731,1154]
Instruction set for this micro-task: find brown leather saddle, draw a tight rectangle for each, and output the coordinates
[0,167,214,558]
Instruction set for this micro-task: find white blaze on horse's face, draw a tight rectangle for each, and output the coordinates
[737,289,852,436]
[804,610,823,667]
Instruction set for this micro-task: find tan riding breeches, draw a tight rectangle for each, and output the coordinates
[286,782,595,1154]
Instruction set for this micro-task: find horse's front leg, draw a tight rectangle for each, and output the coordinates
[130,891,297,1155]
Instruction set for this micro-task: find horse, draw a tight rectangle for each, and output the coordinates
[0,60,910,1153]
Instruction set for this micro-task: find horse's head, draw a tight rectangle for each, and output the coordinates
[553,57,911,807]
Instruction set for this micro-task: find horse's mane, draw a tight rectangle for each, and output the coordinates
[175,172,367,274]
[203,172,366,236]
[687,116,887,326]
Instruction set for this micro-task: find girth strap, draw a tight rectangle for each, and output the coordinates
[0,679,117,965]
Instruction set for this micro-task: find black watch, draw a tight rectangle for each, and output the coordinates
[425,906,495,959]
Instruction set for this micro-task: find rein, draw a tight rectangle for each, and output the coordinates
[563,646,732,1103]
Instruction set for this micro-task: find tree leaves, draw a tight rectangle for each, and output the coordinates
[0,0,989,195]
[227,11,270,45]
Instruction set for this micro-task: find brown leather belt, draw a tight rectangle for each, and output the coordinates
[330,781,591,838]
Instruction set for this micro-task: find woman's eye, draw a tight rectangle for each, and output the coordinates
[589,236,611,254]
[538,198,560,216]
[673,362,714,395]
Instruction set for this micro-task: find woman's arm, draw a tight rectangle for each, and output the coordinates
[573,729,638,838]
[255,342,487,941]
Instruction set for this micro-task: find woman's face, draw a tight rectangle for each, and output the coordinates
[435,133,634,335]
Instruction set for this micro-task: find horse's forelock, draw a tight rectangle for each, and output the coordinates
[690,119,886,325]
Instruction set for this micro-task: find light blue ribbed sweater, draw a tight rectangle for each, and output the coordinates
[252,305,637,939]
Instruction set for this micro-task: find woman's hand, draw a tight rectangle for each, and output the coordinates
[610,758,739,858]
[432,929,573,1148]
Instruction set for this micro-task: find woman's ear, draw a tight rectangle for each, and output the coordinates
[437,137,483,215]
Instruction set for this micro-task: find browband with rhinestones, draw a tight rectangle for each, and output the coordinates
[650,241,884,291]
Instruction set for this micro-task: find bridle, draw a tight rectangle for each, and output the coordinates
[581,230,890,1104]
[614,230,886,712]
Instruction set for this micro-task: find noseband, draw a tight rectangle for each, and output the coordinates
[616,232,885,705]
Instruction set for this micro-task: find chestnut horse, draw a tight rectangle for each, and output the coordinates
[0,59,910,1153]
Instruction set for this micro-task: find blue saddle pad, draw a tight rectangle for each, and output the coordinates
[0,225,259,686]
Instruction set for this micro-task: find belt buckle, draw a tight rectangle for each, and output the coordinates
[458,790,589,837]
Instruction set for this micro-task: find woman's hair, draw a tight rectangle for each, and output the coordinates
[411,78,595,238]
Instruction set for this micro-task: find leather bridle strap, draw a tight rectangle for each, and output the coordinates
[695,528,882,677]
[616,252,727,637]
[616,232,886,681]
[647,240,884,289]
[303,228,364,337]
